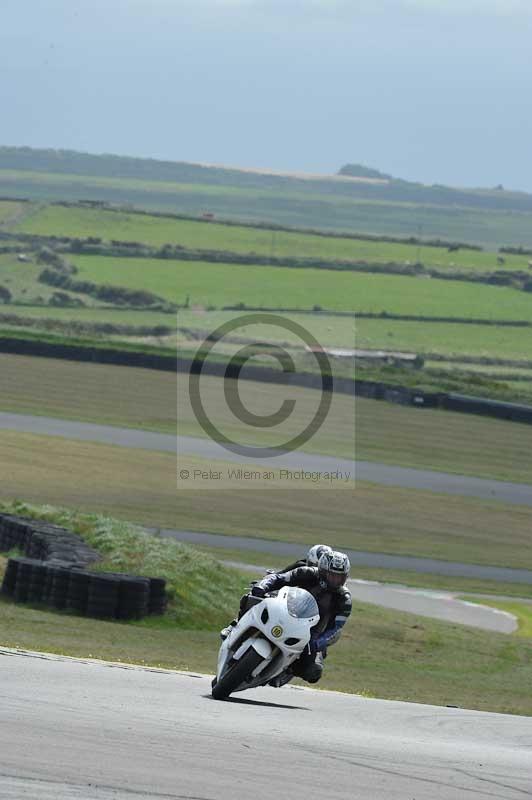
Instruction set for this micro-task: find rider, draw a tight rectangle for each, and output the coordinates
[249,550,352,685]
[221,544,334,634]
[277,543,333,573]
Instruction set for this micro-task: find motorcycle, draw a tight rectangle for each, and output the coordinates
[211,586,320,700]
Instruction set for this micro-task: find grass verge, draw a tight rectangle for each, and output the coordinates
[461,598,532,639]
[2,353,532,484]
[1,430,532,570]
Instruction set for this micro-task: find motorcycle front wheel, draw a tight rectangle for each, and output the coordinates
[211,647,264,700]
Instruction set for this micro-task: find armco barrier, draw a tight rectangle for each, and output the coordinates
[0,514,167,620]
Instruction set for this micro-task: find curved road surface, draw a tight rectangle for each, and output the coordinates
[1,412,531,506]
[1,648,531,800]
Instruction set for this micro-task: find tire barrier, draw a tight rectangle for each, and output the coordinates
[1,335,531,425]
[441,393,532,424]
[0,514,167,621]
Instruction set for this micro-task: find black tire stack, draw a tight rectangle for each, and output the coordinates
[86,574,121,619]
[67,569,91,615]
[27,561,47,603]
[13,558,35,604]
[148,577,168,615]
[49,564,72,610]
[117,576,150,620]
[0,513,167,622]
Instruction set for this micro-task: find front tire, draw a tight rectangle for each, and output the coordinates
[211,647,264,700]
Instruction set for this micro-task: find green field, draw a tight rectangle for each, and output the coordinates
[428,362,532,378]
[4,303,532,368]
[4,303,532,375]
[3,197,532,397]
[2,354,532,484]
[10,203,531,272]
[69,254,532,321]
[4,167,532,247]
[0,200,27,223]
[174,309,532,363]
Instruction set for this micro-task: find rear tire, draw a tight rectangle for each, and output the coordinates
[211,647,264,700]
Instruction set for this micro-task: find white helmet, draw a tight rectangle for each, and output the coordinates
[306,544,333,567]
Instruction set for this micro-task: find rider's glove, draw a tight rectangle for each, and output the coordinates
[251,585,266,598]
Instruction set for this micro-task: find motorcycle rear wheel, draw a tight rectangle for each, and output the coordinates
[211,647,264,700]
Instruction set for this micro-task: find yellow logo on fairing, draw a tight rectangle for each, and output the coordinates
[271,625,283,638]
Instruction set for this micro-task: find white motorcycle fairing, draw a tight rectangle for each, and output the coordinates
[214,586,320,696]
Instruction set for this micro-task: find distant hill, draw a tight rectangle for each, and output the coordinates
[1,146,532,211]
[338,164,393,181]
[2,146,532,247]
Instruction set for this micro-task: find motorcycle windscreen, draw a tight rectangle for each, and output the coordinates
[286,587,319,619]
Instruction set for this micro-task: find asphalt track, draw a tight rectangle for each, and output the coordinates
[1,411,531,506]
[1,648,531,800]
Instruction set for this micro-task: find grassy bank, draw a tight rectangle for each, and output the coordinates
[1,430,532,570]
[0,501,248,629]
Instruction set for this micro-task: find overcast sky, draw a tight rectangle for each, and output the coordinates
[2,1,531,190]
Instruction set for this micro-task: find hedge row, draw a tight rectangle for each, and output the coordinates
[38,267,176,311]
[0,513,167,619]
[221,305,532,328]
[3,232,522,290]
[0,312,173,338]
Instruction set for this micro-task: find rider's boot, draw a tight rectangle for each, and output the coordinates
[269,670,293,688]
